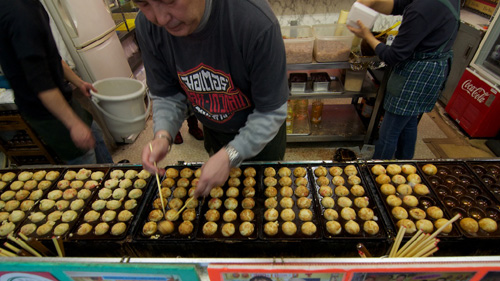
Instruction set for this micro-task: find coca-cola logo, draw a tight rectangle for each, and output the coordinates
[461,79,490,104]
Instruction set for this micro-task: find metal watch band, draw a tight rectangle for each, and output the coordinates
[225,145,242,168]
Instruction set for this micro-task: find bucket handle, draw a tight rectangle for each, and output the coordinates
[91,93,151,123]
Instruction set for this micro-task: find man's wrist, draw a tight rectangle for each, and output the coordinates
[225,144,242,168]
[155,133,172,152]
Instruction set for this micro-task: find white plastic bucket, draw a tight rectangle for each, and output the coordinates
[90,77,151,143]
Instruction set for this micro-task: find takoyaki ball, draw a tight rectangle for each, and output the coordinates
[54,223,70,236]
[158,220,175,235]
[344,165,358,176]
[9,210,25,222]
[1,172,16,182]
[55,200,70,211]
[299,209,313,221]
[148,209,163,222]
[84,210,101,222]
[143,221,157,236]
[227,177,241,188]
[39,199,55,211]
[180,168,193,179]
[301,221,317,236]
[165,168,179,178]
[23,180,38,191]
[422,164,438,176]
[279,176,293,187]
[264,221,279,236]
[165,209,180,221]
[334,185,349,197]
[241,198,255,209]
[62,188,78,200]
[18,171,33,182]
[434,218,453,234]
[386,195,402,207]
[242,186,255,198]
[316,176,330,186]
[348,175,362,186]
[392,174,406,185]
[29,189,43,201]
[243,177,256,187]
[326,221,342,235]
[364,221,380,235]
[264,176,277,187]
[426,206,444,220]
[224,198,238,210]
[20,200,35,212]
[77,223,93,236]
[123,170,137,180]
[36,221,55,236]
[321,197,335,209]
[392,206,408,220]
[226,187,239,198]
[62,210,78,222]
[104,178,119,189]
[221,223,235,237]
[229,167,242,178]
[329,166,344,177]
[264,186,278,197]
[297,197,312,209]
[314,166,328,177]
[110,169,124,179]
[185,197,198,209]
[179,221,194,236]
[188,187,196,197]
[205,209,220,222]
[401,164,417,175]
[77,189,91,200]
[118,210,133,222]
[319,185,333,197]
[84,180,99,190]
[70,180,84,189]
[20,223,37,236]
[134,179,147,189]
[94,222,110,236]
[159,188,172,200]
[210,186,224,198]
[337,196,353,208]
[0,182,6,191]
[202,221,218,236]
[128,189,143,199]
[397,219,417,234]
[47,190,62,201]
[293,167,307,178]
[173,187,187,199]
[208,198,222,210]
[324,209,339,221]
[106,200,122,210]
[182,209,196,221]
[278,167,292,177]
[29,212,46,223]
[403,195,419,207]
[223,210,237,222]
[168,198,183,210]
[371,164,386,175]
[460,218,479,233]
[279,186,294,197]
[91,171,105,181]
[407,174,421,187]
[376,174,391,185]
[161,178,175,188]
[0,212,9,222]
[0,221,15,236]
[409,208,427,220]
[479,218,498,233]
[47,211,63,222]
[413,184,430,196]
[176,178,190,188]
[386,164,402,176]
[280,197,294,209]
[295,185,310,197]
[339,206,356,221]
[416,219,434,233]
[332,176,345,186]
[45,171,60,181]
[194,168,202,178]
[15,190,30,201]
[282,221,297,236]
[345,220,361,235]
[4,200,19,212]
[76,168,91,180]
[119,179,133,189]
[295,177,308,186]
[98,188,112,200]
[358,207,374,221]
[153,198,167,210]
[10,181,24,191]
[351,185,365,197]
[137,169,152,180]
[264,197,278,209]
[0,201,4,210]
[111,222,127,236]
[243,167,257,178]
[264,208,279,221]
[240,209,255,221]
[1,190,15,201]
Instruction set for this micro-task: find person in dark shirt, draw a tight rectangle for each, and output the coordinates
[0,0,113,164]
[348,0,460,159]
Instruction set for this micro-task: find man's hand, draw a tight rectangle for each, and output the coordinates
[69,121,95,150]
[142,137,170,175]
[77,81,97,98]
[347,20,381,51]
[194,148,231,198]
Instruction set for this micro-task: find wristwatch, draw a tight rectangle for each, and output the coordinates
[225,145,242,168]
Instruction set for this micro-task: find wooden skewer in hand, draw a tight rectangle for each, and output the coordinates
[149,143,166,214]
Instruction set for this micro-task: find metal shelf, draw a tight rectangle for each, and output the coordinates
[286,62,351,70]
[289,75,378,99]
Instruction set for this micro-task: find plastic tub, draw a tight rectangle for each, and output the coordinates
[313,24,354,62]
[344,69,367,92]
[281,26,314,64]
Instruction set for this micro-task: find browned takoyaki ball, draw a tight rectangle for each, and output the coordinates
[413,184,430,195]
[392,174,406,185]
[229,167,242,178]
[265,197,278,209]
[265,186,278,197]
[84,211,100,223]
[223,210,238,222]
[314,166,327,177]
[264,167,276,177]
[243,167,256,177]
[202,222,218,236]
[208,198,222,210]
[176,178,190,188]
[298,209,313,221]
[364,220,380,235]
[401,164,417,175]
[278,167,292,177]
[376,174,391,185]
[386,164,402,176]
[354,197,369,208]
[329,166,343,177]
[350,185,365,197]
[240,209,255,221]
[460,218,479,233]
[243,177,256,187]
[319,185,333,197]
[341,207,356,221]
[280,197,294,209]
[294,185,309,197]
[224,198,238,210]
[279,177,292,187]
[316,176,330,186]
[321,197,335,209]
[280,186,294,197]
[239,222,255,236]
[158,220,175,235]
[358,207,374,221]
[344,165,357,176]
[221,223,235,237]
[162,178,175,188]
[226,186,240,198]
[280,208,295,222]
[326,221,342,235]
[337,196,352,208]
[264,208,279,221]
[409,208,427,220]
[293,167,307,178]
[397,219,417,234]
[282,221,297,236]
[371,164,386,175]
[180,168,193,178]
[332,176,345,186]
[386,195,402,207]
[264,176,277,187]
[264,221,279,236]
[334,186,349,197]
[210,186,224,198]
[416,219,434,233]
[205,209,220,222]
[434,218,452,233]
[323,209,339,221]
[403,195,419,207]
[301,221,317,236]
[242,186,255,197]
[426,206,444,220]
[392,206,408,220]
[347,175,361,185]
[407,174,421,186]
[479,218,498,233]
[422,164,438,176]
[227,177,241,188]
[178,221,194,235]
[165,168,179,178]
[345,220,360,235]
[241,198,255,209]
[297,197,312,209]
[182,208,196,221]
[168,198,183,210]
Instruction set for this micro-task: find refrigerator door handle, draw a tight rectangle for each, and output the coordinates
[56,0,78,38]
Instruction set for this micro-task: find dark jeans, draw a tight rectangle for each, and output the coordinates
[372,111,418,160]
[203,122,287,161]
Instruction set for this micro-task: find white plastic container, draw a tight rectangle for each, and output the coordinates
[346,2,379,29]
[312,24,354,62]
[344,69,367,92]
[281,26,314,64]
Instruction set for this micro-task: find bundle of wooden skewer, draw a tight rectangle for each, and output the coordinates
[0,233,65,258]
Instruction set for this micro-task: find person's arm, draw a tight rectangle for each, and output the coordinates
[61,60,96,97]
[357,0,395,15]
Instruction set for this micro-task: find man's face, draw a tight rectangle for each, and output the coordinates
[134,0,205,36]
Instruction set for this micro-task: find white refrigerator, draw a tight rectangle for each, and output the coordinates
[41,0,132,83]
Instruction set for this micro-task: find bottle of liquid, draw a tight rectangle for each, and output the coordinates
[311,99,324,124]
[361,98,375,118]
